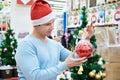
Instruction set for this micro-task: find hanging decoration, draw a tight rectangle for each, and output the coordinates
[67,11,81,26]
[0,2,3,10]
[114,5,120,21]
[75,40,93,58]
[91,15,97,24]
[114,10,120,21]
[97,7,105,24]
[17,0,34,5]
[105,4,115,24]
[4,1,9,6]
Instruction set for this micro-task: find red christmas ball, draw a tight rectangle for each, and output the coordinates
[75,40,93,58]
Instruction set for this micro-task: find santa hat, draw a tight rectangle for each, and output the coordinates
[30,0,55,26]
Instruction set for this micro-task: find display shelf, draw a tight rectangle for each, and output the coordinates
[94,23,118,27]
[97,0,120,7]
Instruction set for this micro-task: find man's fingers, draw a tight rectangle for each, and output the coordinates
[74,57,87,62]
[90,23,93,27]
[81,59,87,63]
[73,57,87,65]
[69,51,75,57]
[87,23,94,32]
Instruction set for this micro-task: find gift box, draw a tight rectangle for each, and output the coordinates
[12,66,18,77]
[0,66,13,78]
[4,77,18,80]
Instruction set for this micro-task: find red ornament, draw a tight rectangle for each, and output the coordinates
[75,40,93,58]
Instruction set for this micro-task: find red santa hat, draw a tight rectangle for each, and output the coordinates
[30,0,55,26]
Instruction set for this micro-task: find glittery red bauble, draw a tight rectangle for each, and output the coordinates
[75,40,93,57]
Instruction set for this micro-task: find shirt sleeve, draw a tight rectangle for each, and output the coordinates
[58,42,79,61]
[57,42,71,61]
[15,41,68,80]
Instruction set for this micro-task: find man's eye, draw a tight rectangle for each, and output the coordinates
[47,23,51,25]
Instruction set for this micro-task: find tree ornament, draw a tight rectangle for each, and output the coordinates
[4,1,9,6]
[78,65,83,74]
[91,15,97,23]
[99,58,103,61]
[102,72,106,78]
[89,70,96,78]
[12,52,15,55]
[11,45,14,48]
[0,3,3,10]
[80,14,83,20]
[98,58,103,65]
[71,47,75,51]
[3,48,7,52]
[0,48,2,52]
[95,73,101,80]
[114,11,120,21]
[75,40,93,58]
[99,11,104,18]
[98,60,103,65]
[10,35,13,39]
[11,41,14,45]
[12,56,15,59]
[11,32,15,36]
[99,71,103,76]
[79,30,84,35]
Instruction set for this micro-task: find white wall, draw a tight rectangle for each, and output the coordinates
[10,0,64,40]
[11,0,33,41]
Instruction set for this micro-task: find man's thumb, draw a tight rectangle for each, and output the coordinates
[69,51,75,57]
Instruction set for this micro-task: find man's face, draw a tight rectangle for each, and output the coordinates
[34,19,55,36]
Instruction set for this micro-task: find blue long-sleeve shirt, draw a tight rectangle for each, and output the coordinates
[15,35,71,80]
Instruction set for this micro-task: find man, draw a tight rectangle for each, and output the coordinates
[15,0,94,80]
[68,31,73,48]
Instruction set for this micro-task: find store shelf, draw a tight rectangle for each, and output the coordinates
[94,24,118,27]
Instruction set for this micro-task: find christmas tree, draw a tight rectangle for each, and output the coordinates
[0,23,17,66]
[70,6,106,80]
[60,6,106,80]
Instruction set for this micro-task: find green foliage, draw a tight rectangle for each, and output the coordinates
[70,54,106,80]
[60,78,68,80]
[0,23,17,65]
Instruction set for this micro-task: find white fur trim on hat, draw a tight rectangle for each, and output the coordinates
[31,12,55,26]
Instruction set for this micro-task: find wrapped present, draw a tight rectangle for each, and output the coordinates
[0,65,13,78]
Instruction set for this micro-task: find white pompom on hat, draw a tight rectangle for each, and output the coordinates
[30,0,55,26]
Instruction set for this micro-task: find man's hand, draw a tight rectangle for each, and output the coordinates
[85,23,94,40]
[65,51,87,68]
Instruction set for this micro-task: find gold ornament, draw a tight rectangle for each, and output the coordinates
[71,47,75,51]
[4,2,9,6]
[102,72,106,78]
[99,71,103,76]
[78,66,83,74]
[79,30,84,35]
[0,48,2,52]
[11,45,14,48]
[95,73,101,80]
[89,70,96,78]
[99,58,103,61]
